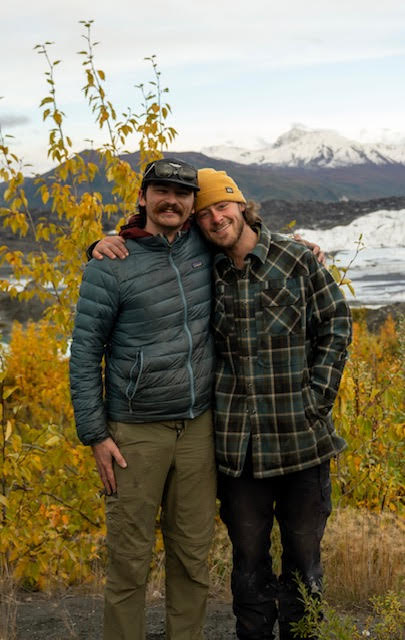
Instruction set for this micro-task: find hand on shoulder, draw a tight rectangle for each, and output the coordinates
[293,233,326,265]
[93,235,129,260]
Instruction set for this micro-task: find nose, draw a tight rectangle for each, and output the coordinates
[211,210,224,225]
[164,192,178,204]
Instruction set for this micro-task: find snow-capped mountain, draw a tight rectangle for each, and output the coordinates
[201,126,405,169]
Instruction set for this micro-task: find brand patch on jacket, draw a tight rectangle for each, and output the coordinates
[226,187,234,193]
[192,260,204,269]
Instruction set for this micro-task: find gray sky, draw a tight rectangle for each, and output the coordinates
[1,0,405,172]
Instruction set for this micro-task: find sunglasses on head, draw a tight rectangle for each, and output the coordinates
[143,161,197,182]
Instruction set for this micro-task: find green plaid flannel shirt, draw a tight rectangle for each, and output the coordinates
[213,222,352,478]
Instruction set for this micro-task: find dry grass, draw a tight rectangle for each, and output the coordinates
[208,517,233,597]
[147,545,166,601]
[203,505,404,609]
[322,507,404,607]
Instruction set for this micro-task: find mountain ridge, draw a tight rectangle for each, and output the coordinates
[2,149,405,208]
[202,126,405,169]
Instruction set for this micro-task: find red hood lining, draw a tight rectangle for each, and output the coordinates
[119,213,191,239]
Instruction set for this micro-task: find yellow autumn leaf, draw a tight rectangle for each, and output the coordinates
[5,420,13,441]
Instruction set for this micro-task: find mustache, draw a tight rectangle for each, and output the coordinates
[157,202,182,214]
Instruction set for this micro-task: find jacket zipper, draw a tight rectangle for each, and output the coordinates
[168,248,196,419]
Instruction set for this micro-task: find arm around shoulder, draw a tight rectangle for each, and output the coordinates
[90,235,129,260]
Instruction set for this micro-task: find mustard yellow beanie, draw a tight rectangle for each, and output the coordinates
[194,168,246,212]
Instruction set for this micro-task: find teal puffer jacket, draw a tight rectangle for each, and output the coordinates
[70,227,214,445]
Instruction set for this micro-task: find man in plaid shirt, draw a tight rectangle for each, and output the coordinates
[194,169,352,640]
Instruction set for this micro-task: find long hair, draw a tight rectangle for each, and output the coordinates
[243,200,262,226]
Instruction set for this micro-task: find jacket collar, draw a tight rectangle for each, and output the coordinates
[120,213,191,240]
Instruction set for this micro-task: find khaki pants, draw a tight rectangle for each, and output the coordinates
[103,410,216,640]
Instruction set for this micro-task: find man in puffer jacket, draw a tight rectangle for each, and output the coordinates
[70,159,216,640]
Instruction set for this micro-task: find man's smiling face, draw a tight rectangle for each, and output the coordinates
[195,201,246,249]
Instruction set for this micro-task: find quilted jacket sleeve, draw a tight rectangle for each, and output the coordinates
[69,259,120,445]
[306,253,352,411]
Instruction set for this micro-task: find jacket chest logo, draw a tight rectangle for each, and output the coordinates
[192,260,204,269]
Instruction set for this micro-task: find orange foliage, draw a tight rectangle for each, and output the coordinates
[0,23,178,590]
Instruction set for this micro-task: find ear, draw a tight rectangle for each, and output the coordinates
[138,188,146,206]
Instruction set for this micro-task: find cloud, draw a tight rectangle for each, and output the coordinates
[2,0,405,171]
[0,114,30,128]
[3,1,405,74]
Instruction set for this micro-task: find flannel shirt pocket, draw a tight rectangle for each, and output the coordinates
[259,286,302,336]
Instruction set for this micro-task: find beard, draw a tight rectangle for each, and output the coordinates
[208,216,244,249]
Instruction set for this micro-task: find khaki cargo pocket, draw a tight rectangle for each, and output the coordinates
[105,493,120,549]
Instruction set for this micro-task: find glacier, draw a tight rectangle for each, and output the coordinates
[295,209,405,305]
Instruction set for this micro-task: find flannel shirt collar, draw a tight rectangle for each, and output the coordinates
[213,221,271,268]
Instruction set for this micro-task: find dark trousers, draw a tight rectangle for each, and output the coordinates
[218,455,332,640]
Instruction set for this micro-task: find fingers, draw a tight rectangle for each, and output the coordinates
[292,233,327,265]
[104,460,118,495]
[92,236,129,260]
[112,444,127,469]
[98,458,116,495]
[93,248,108,260]
[312,246,326,265]
[92,437,127,495]
[309,244,326,265]
[93,450,115,495]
